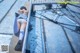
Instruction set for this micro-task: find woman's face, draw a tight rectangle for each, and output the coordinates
[20,9,26,13]
[22,9,26,11]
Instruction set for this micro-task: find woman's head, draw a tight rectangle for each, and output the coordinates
[19,6,27,13]
[20,6,27,10]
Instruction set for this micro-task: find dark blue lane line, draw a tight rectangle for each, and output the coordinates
[66,6,80,14]
[42,19,47,53]
[57,8,79,25]
[0,0,3,3]
[61,25,76,53]
[55,4,80,25]
[64,8,80,24]
[0,33,13,35]
[59,24,80,34]
[60,9,80,25]
[68,3,80,8]
[68,9,80,19]
[66,6,80,20]
[48,7,78,24]
[0,0,17,23]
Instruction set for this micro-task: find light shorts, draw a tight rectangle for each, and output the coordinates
[17,19,27,24]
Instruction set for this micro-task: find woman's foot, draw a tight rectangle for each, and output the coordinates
[15,40,22,51]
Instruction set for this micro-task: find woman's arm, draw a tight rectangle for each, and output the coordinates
[23,10,28,15]
[18,9,23,14]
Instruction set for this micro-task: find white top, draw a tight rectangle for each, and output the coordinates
[17,13,28,20]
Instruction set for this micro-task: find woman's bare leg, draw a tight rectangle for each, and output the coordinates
[19,21,27,41]
[20,21,27,30]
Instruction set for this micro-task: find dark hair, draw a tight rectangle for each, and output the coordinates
[20,6,27,10]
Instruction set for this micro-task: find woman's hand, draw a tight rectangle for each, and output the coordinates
[23,9,27,13]
[18,9,28,15]
[18,10,24,13]
[22,9,28,15]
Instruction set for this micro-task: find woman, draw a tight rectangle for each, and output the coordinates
[15,6,28,51]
